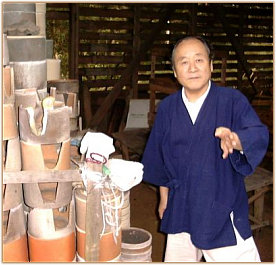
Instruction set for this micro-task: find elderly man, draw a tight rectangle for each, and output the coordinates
[142,36,269,262]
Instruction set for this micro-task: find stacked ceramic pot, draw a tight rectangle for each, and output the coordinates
[18,96,75,262]
[74,186,122,261]
[4,3,46,96]
[47,79,81,133]
[3,65,28,262]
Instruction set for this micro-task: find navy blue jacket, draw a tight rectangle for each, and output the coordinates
[142,82,269,250]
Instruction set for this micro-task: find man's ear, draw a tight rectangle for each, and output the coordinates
[173,67,177,78]
[210,60,213,72]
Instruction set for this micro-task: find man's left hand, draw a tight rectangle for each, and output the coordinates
[215,127,243,159]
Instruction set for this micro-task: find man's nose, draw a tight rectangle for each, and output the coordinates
[188,61,197,72]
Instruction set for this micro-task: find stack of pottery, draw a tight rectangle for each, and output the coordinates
[74,186,122,262]
[47,79,81,133]
[3,72,28,262]
[17,97,75,262]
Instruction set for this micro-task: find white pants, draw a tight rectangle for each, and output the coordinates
[164,214,260,262]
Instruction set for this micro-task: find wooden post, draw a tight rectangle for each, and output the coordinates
[189,4,197,35]
[84,163,103,262]
[69,4,79,79]
[131,5,141,99]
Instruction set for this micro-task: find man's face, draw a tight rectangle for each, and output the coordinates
[173,39,213,95]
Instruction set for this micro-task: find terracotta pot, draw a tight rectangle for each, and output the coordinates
[21,138,71,170]
[21,138,72,208]
[75,187,122,231]
[3,233,29,262]
[76,225,122,262]
[27,199,76,262]
[18,105,71,144]
[28,232,75,262]
[3,204,28,262]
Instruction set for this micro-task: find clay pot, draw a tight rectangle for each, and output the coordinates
[120,227,152,262]
[28,232,75,262]
[3,233,29,262]
[74,187,122,261]
[75,187,122,232]
[21,138,72,208]
[76,225,122,262]
[27,199,76,262]
[18,105,71,144]
[3,203,29,262]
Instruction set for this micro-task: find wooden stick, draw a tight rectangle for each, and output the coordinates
[84,162,103,262]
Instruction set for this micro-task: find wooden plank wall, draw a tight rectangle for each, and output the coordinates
[46,3,273,131]
[46,3,272,93]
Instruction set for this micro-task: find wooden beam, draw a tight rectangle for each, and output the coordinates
[84,163,103,262]
[90,6,175,129]
[3,169,81,184]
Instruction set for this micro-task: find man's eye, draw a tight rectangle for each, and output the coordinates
[196,59,203,63]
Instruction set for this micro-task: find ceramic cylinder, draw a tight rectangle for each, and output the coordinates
[7,36,46,62]
[47,59,61,81]
[21,139,72,208]
[76,225,122,262]
[27,200,76,262]
[3,203,29,262]
[120,227,152,262]
[18,105,71,144]
[3,3,36,30]
[11,60,47,90]
[74,187,122,261]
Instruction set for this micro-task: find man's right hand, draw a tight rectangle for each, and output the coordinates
[159,186,169,219]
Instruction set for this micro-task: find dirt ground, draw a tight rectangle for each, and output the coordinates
[130,182,273,262]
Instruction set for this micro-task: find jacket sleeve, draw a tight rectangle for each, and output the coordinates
[230,90,269,176]
[141,104,169,187]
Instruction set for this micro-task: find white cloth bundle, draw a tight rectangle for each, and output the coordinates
[108,159,143,191]
[80,132,115,163]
